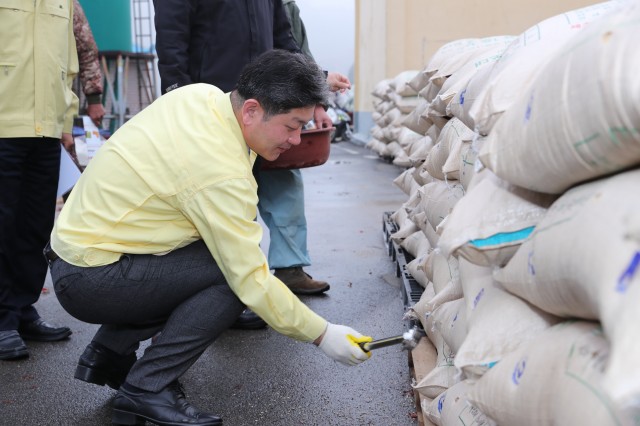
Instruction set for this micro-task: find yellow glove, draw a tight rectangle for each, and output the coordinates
[318,323,373,366]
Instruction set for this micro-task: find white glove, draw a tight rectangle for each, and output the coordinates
[317,323,372,366]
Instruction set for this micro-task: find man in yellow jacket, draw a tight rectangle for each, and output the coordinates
[0,0,78,360]
[48,50,371,425]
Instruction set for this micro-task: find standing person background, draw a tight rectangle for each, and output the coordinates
[153,2,349,329]
[0,0,77,360]
[73,0,106,127]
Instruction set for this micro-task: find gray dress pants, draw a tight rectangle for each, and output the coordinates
[50,240,245,392]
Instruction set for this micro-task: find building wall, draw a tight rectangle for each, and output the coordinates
[353,0,602,138]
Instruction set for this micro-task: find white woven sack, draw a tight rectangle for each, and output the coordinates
[430,38,514,120]
[371,78,392,100]
[408,137,434,168]
[414,313,458,399]
[401,230,431,259]
[418,180,465,230]
[411,282,437,331]
[467,321,634,426]
[389,92,421,114]
[455,258,559,380]
[494,168,639,320]
[401,99,432,135]
[407,256,430,289]
[438,169,556,267]
[424,278,463,320]
[392,70,420,97]
[408,68,431,94]
[444,46,509,129]
[493,169,640,412]
[469,1,620,135]
[458,137,484,191]
[425,118,474,180]
[431,298,467,355]
[430,381,496,426]
[422,250,459,294]
[479,3,640,194]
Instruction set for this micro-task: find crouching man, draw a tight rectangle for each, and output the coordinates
[47,49,371,426]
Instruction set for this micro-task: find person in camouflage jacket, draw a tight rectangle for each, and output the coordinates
[73,0,105,126]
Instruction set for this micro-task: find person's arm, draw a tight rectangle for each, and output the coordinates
[273,0,301,52]
[282,0,312,58]
[153,0,197,93]
[73,0,104,126]
[327,72,351,93]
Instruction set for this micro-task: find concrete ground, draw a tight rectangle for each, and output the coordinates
[0,140,416,426]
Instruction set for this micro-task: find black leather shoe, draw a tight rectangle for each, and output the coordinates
[18,318,71,342]
[74,342,137,390]
[230,309,267,330]
[0,330,28,360]
[112,382,223,425]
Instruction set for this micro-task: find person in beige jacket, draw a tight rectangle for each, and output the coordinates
[0,0,79,360]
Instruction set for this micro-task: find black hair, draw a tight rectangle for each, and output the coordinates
[234,49,329,117]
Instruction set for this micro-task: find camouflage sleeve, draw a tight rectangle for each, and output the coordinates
[73,0,103,103]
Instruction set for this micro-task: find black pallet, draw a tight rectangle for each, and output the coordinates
[383,212,425,328]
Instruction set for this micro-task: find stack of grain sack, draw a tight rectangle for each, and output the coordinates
[373,1,640,425]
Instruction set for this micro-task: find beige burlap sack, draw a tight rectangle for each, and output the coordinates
[371,78,393,100]
[422,250,459,294]
[391,70,420,97]
[424,37,511,84]
[431,298,467,355]
[468,321,634,426]
[408,136,435,168]
[445,45,510,130]
[425,118,474,180]
[411,282,436,331]
[426,381,496,426]
[392,167,417,195]
[402,99,432,135]
[407,256,430,289]
[401,230,431,259]
[423,277,463,320]
[469,1,619,135]
[414,312,459,399]
[479,3,640,194]
[418,180,465,230]
[458,137,483,191]
[455,257,559,380]
[494,169,640,412]
[438,169,556,267]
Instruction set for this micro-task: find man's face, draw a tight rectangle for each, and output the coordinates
[244,103,315,161]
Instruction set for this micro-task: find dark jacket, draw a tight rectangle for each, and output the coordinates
[153,0,300,93]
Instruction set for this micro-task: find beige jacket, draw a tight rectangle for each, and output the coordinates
[0,0,79,138]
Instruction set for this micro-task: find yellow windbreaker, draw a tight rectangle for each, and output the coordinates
[0,0,79,138]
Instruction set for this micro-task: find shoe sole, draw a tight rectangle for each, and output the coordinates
[0,347,29,360]
[289,285,330,295]
[75,364,124,390]
[20,329,72,342]
[112,408,222,426]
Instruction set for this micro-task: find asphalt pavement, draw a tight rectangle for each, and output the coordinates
[0,140,416,426]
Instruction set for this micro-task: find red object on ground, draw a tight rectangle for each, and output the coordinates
[261,127,333,170]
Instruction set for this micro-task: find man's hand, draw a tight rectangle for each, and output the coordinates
[316,323,372,366]
[326,72,351,93]
[61,133,78,164]
[314,105,333,129]
[87,103,106,127]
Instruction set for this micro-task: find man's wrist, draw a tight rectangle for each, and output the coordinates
[86,94,102,105]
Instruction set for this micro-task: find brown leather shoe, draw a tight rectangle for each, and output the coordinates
[274,267,330,295]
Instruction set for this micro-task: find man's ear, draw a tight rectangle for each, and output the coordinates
[241,99,262,126]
